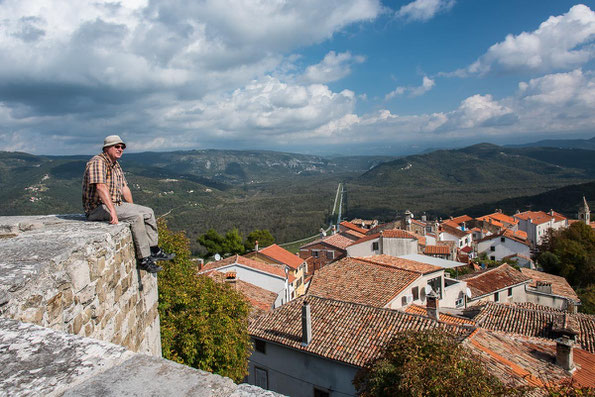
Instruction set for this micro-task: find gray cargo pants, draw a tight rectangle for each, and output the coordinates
[87,202,158,259]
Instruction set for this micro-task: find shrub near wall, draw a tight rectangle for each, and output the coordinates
[157,220,252,382]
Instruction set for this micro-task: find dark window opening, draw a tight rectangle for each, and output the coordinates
[314,388,330,397]
[372,242,379,251]
[508,287,513,297]
[412,286,419,300]
[254,339,266,354]
[254,367,268,389]
[494,291,500,302]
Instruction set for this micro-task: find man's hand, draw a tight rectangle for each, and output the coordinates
[96,183,119,224]
[109,209,119,224]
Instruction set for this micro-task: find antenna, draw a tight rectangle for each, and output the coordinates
[424,285,433,295]
[465,287,472,298]
[214,253,221,261]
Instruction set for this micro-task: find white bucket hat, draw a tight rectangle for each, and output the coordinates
[103,135,126,149]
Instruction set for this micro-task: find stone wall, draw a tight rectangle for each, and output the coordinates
[0,215,161,356]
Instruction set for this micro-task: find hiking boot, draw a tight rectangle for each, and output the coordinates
[150,247,175,262]
[138,257,163,273]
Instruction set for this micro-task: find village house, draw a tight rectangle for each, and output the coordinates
[199,254,294,307]
[206,271,278,321]
[298,233,352,274]
[245,244,308,297]
[464,327,595,390]
[349,218,378,230]
[514,210,568,248]
[247,295,470,396]
[337,221,367,240]
[345,229,418,257]
[438,223,473,249]
[470,301,595,355]
[458,264,531,307]
[307,255,468,309]
[476,229,531,262]
[477,211,519,231]
[520,268,581,311]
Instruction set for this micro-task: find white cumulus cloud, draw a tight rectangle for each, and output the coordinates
[396,0,455,22]
[386,76,435,99]
[469,4,595,75]
[301,51,366,84]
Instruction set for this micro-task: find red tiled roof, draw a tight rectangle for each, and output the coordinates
[307,257,420,307]
[485,212,518,226]
[339,221,368,235]
[441,224,471,238]
[349,229,418,247]
[258,244,304,269]
[477,215,505,229]
[404,304,476,326]
[478,229,530,246]
[472,302,595,353]
[466,328,595,389]
[461,246,473,253]
[459,264,531,298]
[514,211,563,225]
[424,245,450,255]
[451,215,473,225]
[520,268,580,302]
[248,295,471,367]
[300,233,353,251]
[341,229,366,240]
[200,254,296,283]
[442,219,461,229]
[360,254,443,275]
[206,272,277,320]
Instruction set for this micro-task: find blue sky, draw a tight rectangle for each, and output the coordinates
[0,0,594,155]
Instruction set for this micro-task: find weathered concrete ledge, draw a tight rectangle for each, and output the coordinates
[0,317,279,396]
[0,215,160,355]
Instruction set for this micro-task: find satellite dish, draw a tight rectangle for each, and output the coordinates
[214,253,221,261]
[465,287,472,298]
[424,285,433,295]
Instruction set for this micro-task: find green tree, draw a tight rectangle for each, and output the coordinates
[353,330,516,397]
[223,227,245,255]
[157,220,252,382]
[244,229,275,251]
[537,222,595,289]
[197,228,226,257]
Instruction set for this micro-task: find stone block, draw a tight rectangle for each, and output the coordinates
[67,260,90,292]
[114,283,123,302]
[24,295,43,309]
[19,308,43,324]
[72,313,84,335]
[78,284,96,306]
[46,292,63,323]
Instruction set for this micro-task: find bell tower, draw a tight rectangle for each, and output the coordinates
[578,196,590,225]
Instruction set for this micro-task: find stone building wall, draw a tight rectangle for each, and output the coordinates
[0,215,161,356]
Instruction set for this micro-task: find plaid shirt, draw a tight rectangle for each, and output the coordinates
[82,152,127,215]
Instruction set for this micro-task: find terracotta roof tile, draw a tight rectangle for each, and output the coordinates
[348,229,418,247]
[441,224,471,238]
[466,328,595,389]
[473,302,595,353]
[300,233,353,251]
[307,257,420,307]
[404,304,476,326]
[339,221,368,235]
[451,215,473,224]
[342,229,366,240]
[206,272,277,321]
[515,211,561,225]
[360,254,443,275]
[459,264,531,298]
[424,245,450,255]
[200,254,295,283]
[258,244,304,269]
[520,268,580,302]
[248,295,471,367]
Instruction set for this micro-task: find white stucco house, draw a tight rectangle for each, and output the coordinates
[514,210,567,248]
[199,254,293,307]
[476,231,531,262]
[345,229,418,257]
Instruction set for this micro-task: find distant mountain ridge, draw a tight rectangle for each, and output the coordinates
[506,136,595,150]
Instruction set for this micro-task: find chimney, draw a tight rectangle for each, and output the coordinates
[332,225,337,235]
[255,240,259,252]
[426,291,439,321]
[302,300,312,346]
[536,281,552,294]
[567,300,577,314]
[556,335,575,371]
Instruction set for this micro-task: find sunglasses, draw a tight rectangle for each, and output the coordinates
[114,145,125,150]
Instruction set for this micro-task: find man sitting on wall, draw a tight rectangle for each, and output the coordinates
[82,135,174,273]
